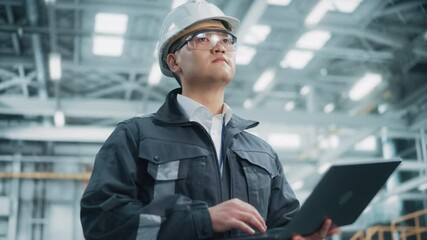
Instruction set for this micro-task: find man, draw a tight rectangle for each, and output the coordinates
[80,1,340,239]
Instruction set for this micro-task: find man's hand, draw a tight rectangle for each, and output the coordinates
[208,198,267,235]
[292,219,341,240]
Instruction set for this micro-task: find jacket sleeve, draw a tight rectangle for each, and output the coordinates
[266,153,300,228]
[80,121,213,240]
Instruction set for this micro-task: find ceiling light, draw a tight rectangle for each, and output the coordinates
[323,103,335,113]
[243,25,271,45]
[349,73,382,101]
[300,85,310,96]
[49,52,62,81]
[148,62,161,85]
[354,135,377,151]
[243,99,253,109]
[267,0,292,6]
[267,133,301,149]
[95,13,128,34]
[296,30,331,50]
[331,0,363,13]
[236,45,256,65]
[305,0,332,26]
[280,50,314,69]
[253,69,275,92]
[93,36,124,57]
[54,110,65,127]
[284,101,295,111]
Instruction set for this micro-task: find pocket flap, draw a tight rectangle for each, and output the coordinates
[233,150,276,177]
[139,139,210,164]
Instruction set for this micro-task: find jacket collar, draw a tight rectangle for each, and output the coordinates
[153,88,259,130]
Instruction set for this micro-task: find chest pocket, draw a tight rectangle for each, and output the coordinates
[233,150,277,219]
[139,139,211,200]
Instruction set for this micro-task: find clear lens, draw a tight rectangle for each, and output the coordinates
[188,30,237,51]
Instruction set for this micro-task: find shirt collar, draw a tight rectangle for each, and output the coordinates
[177,94,233,125]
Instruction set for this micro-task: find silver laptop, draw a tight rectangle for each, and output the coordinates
[222,159,402,240]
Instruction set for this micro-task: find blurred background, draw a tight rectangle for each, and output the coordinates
[0,0,427,239]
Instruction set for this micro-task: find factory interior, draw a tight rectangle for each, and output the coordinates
[0,0,427,239]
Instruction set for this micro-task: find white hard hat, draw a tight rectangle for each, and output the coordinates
[158,0,240,77]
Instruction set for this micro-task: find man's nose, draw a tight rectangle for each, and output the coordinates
[211,40,226,53]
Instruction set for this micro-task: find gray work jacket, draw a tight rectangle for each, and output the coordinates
[80,88,300,240]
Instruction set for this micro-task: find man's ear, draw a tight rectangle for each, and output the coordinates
[166,54,180,73]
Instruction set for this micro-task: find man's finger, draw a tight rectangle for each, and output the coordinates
[232,219,256,235]
[235,200,267,228]
[236,211,266,233]
[318,219,332,238]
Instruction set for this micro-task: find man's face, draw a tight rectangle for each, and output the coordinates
[168,23,236,87]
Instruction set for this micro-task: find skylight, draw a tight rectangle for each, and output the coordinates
[253,69,275,92]
[268,133,301,149]
[236,45,256,65]
[93,36,125,57]
[243,25,271,45]
[95,13,128,34]
[93,13,128,57]
[349,73,382,101]
[331,0,363,13]
[305,0,363,26]
[305,0,332,26]
[280,50,314,69]
[296,30,331,50]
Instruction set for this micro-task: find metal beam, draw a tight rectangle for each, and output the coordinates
[0,126,113,142]
[0,24,158,42]
[373,0,427,18]
[5,5,21,55]
[0,155,94,164]
[381,175,427,199]
[26,0,48,99]
[0,96,407,128]
[54,1,169,15]
[0,57,150,74]
[313,25,406,49]
[235,0,268,38]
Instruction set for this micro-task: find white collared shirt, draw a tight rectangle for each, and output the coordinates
[177,94,232,174]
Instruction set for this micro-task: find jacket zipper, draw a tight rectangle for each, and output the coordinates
[191,122,224,204]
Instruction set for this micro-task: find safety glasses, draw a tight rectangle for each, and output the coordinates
[170,29,237,53]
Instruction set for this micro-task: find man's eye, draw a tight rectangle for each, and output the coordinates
[199,37,209,42]
[222,38,232,44]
